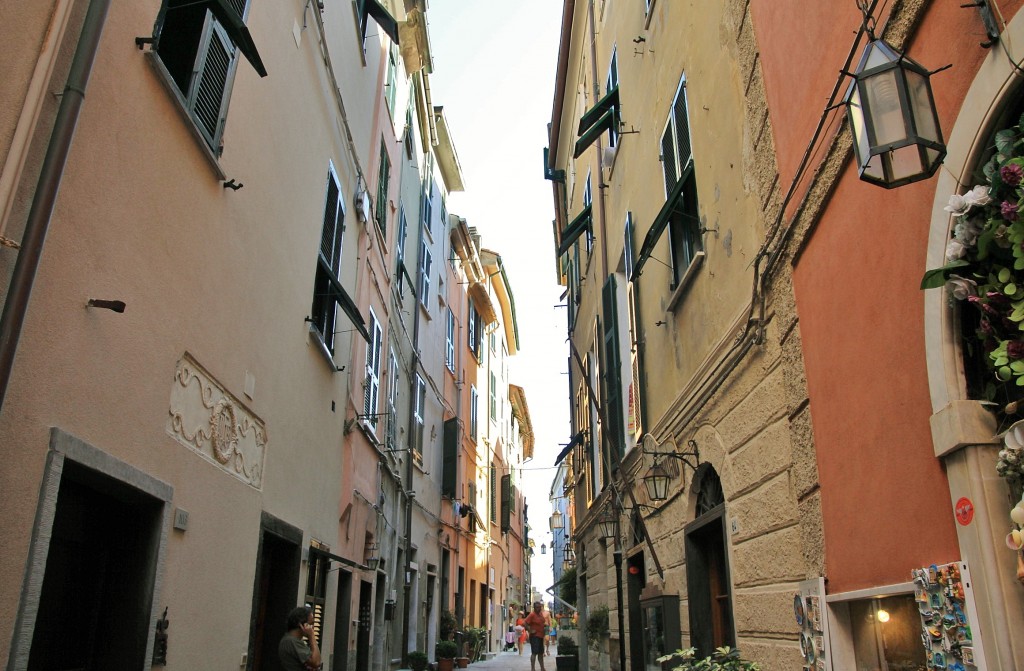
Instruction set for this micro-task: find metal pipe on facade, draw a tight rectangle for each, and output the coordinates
[0,0,112,414]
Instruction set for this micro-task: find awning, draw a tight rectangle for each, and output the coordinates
[554,431,585,466]
[557,204,592,257]
[632,165,690,280]
[320,257,370,343]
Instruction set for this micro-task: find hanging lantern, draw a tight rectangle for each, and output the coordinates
[540,543,547,555]
[564,546,575,562]
[642,461,671,502]
[844,37,945,188]
[551,510,564,529]
[598,510,618,539]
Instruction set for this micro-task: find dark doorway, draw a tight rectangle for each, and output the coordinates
[626,553,645,671]
[355,581,373,671]
[684,466,733,658]
[28,460,164,671]
[333,570,353,671]
[249,513,301,671]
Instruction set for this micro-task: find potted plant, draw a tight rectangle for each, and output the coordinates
[407,651,429,671]
[440,609,457,643]
[656,646,760,671]
[585,605,609,651]
[555,634,579,671]
[436,641,458,671]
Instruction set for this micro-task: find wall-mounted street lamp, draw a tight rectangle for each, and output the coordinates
[641,435,701,502]
[598,509,618,540]
[844,6,947,188]
[551,510,564,529]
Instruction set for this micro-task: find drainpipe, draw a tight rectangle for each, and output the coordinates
[0,0,111,413]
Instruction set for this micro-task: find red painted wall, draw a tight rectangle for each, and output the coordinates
[753,0,1023,593]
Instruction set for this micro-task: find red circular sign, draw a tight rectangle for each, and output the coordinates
[954,497,974,526]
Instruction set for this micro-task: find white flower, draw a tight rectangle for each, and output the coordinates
[947,275,977,300]
[945,186,994,217]
[964,184,993,208]
[946,239,968,261]
[945,194,970,217]
[953,218,982,246]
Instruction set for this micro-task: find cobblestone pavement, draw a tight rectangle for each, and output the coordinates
[467,647,564,671]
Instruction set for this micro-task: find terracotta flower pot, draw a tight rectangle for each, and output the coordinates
[456,656,469,668]
[438,659,454,671]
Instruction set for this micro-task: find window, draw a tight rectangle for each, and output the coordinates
[413,374,426,460]
[404,107,415,159]
[375,139,390,237]
[661,76,702,286]
[152,0,265,153]
[418,242,432,307]
[625,214,643,438]
[489,371,497,423]
[470,385,479,441]
[363,310,383,429]
[446,308,456,372]
[440,198,448,234]
[385,44,398,118]
[311,166,346,352]
[422,179,434,234]
[468,303,481,359]
[489,464,497,524]
[583,174,594,252]
[395,206,408,296]
[606,48,619,148]
[489,331,496,355]
[386,348,399,448]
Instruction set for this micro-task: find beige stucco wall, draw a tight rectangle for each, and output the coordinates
[0,0,398,667]
[552,1,819,669]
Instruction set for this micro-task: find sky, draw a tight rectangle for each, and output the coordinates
[426,1,567,596]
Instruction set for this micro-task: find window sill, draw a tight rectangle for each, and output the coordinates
[143,52,227,181]
[665,251,705,313]
[308,323,343,372]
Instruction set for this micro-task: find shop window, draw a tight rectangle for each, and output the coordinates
[842,594,927,670]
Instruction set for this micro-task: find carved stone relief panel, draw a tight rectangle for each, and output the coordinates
[167,353,267,489]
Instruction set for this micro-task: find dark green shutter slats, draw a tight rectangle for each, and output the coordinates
[573,109,617,159]
[661,124,677,195]
[191,20,232,145]
[602,276,624,466]
[573,86,620,158]
[557,204,592,257]
[577,86,619,135]
[206,0,267,76]
[442,418,458,498]
[360,0,400,44]
[500,474,511,532]
[318,257,370,343]
[633,165,690,279]
[673,87,692,173]
[321,175,341,271]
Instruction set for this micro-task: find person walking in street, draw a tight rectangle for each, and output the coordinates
[524,601,547,671]
[278,606,322,671]
[545,613,557,657]
[515,610,527,655]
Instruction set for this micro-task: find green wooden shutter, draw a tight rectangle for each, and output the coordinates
[602,276,624,466]
[500,474,511,533]
[442,418,458,497]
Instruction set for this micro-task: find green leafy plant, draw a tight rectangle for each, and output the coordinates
[436,640,458,659]
[921,113,1024,438]
[439,609,457,641]
[585,605,609,650]
[464,626,487,661]
[558,566,577,606]
[656,646,760,671]
[556,634,579,656]
[407,650,429,671]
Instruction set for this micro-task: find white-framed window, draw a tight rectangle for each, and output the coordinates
[422,178,434,234]
[470,385,479,441]
[385,43,399,117]
[418,241,432,307]
[363,309,383,429]
[446,308,456,372]
[606,47,619,148]
[375,138,390,238]
[413,374,426,459]
[386,347,399,448]
[662,74,701,286]
[311,162,346,353]
[583,173,594,252]
[395,206,408,296]
[489,371,497,423]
